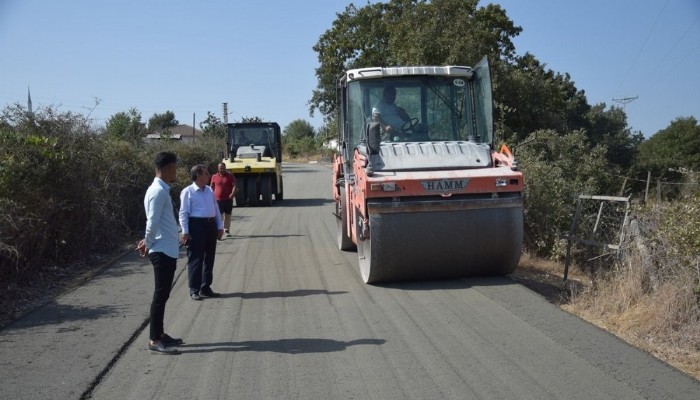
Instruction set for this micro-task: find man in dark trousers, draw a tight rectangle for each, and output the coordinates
[179,164,224,300]
[210,162,236,236]
[136,151,183,355]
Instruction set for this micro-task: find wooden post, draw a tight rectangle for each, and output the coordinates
[644,171,651,204]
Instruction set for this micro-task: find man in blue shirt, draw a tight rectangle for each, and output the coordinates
[137,151,183,355]
[179,164,224,300]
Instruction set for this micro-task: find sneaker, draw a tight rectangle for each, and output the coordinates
[224,229,230,234]
[148,341,180,355]
[190,292,202,301]
[161,334,184,347]
[200,289,220,298]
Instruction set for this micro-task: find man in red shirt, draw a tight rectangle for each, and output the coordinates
[210,162,236,236]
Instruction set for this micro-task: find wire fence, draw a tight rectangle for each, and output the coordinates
[563,195,631,280]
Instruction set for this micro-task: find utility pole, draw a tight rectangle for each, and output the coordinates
[612,95,638,109]
[223,102,228,126]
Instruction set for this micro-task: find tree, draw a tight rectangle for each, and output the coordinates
[147,111,178,133]
[310,0,521,122]
[496,53,591,140]
[635,117,700,179]
[200,111,225,138]
[283,119,317,157]
[105,108,144,143]
[240,116,264,123]
[283,119,315,141]
[585,103,643,170]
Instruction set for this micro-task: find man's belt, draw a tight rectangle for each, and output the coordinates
[190,216,216,222]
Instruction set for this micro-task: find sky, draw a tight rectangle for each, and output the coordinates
[1,0,698,137]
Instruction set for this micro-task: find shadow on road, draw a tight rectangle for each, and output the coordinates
[277,198,333,208]
[218,289,347,299]
[1,303,123,333]
[178,338,385,354]
[378,276,516,291]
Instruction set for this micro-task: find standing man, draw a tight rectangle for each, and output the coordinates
[210,162,236,236]
[179,164,224,300]
[137,151,183,355]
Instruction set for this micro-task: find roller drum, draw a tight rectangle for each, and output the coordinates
[358,196,523,284]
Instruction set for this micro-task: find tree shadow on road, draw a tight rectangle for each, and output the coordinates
[1,303,123,333]
[178,338,385,354]
[218,289,347,299]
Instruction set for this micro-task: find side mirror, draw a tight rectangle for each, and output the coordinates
[367,122,381,155]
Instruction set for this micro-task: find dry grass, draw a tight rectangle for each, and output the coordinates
[520,253,700,381]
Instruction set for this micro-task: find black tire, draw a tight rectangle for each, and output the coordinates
[337,188,355,251]
[261,175,272,206]
[247,176,259,206]
[235,176,247,207]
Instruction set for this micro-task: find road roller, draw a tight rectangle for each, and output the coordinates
[223,122,283,206]
[332,57,524,284]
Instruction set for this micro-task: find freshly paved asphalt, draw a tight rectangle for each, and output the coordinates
[0,162,698,400]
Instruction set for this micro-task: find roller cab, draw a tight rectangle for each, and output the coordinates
[332,58,524,283]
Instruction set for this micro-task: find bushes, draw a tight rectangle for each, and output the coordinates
[0,106,221,283]
[515,129,621,258]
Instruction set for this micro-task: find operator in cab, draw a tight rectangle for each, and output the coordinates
[372,86,410,140]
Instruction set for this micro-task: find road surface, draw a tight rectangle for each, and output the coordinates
[0,162,698,399]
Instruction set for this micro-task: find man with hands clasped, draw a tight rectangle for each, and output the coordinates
[179,164,224,301]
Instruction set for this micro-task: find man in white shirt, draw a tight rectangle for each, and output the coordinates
[137,151,183,355]
[179,164,224,300]
[372,85,410,138]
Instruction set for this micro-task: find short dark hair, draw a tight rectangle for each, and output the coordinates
[154,151,177,171]
[190,164,207,181]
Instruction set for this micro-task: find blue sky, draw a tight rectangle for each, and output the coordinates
[1,0,698,137]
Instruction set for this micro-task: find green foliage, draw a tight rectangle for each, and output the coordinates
[282,119,319,158]
[239,116,264,123]
[147,110,179,132]
[517,130,620,257]
[0,104,225,283]
[635,117,700,179]
[497,53,591,139]
[310,0,521,122]
[105,108,145,143]
[200,111,226,138]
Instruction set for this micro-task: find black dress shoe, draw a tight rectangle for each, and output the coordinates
[161,334,184,346]
[190,292,202,301]
[148,341,180,355]
[200,289,220,298]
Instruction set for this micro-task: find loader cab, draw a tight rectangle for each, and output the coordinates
[338,58,494,167]
[226,122,282,162]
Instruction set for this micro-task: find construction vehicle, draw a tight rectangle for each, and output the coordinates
[332,57,523,283]
[222,122,283,206]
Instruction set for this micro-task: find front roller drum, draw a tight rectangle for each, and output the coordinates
[356,203,523,284]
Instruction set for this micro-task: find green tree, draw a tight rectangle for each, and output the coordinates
[240,116,265,123]
[200,111,225,138]
[635,117,700,180]
[585,103,643,170]
[517,130,618,257]
[105,108,144,143]
[147,111,179,133]
[497,53,591,140]
[310,0,521,121]
[282,119,317,157]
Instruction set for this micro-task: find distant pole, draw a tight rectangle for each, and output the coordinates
[612,96,638,110]
[192,113,195,136]
[27,86,33,116]
[223,102,228,125]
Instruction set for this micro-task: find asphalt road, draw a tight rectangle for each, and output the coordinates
[1,162,698,400]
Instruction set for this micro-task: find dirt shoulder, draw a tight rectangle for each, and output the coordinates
[511,254,700,382]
